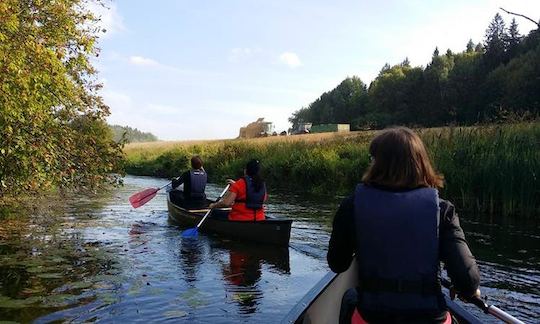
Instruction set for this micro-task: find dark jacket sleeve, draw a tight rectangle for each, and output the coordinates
[327,195,356,273]
[439,199,480,297]
[172,171,188,189]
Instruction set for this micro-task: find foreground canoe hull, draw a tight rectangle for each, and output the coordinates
[167,192,292,246]
[282,259,482,324]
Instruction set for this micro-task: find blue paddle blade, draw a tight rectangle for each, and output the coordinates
[181,227,198,238]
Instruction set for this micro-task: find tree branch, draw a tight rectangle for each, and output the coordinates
[500,8,540,27]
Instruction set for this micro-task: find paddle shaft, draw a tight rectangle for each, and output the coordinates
[441,279,524,324]
[195,184,231,229]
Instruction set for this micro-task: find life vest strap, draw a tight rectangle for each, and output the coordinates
[357,277,440,295]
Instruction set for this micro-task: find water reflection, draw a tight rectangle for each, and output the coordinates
[179,239,205,284]
[218,242,290,314]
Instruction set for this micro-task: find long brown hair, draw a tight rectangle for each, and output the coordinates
[362,127,444,189]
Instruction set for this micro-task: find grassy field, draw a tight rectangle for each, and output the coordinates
[124,123,539,218]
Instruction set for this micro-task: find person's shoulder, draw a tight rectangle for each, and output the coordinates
[438,197,458,223]
[438,198,455,212]
[230,177,246,191]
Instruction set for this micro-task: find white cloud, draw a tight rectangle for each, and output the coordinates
[87,1,126,38]
[129,56,159,67]
[279,52,302,68]
[228,47,261,62]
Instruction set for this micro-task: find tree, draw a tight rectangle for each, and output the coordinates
[0,0,123,194]
[506,18,522,57]
[475,42,484,53]
[466,39,475,52]
[483,13,508,68]
[288,77,368,129]
[401,57,411,67]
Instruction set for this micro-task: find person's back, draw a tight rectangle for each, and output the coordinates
[229,175,266,221]
[328,127,480,323]
[171,156,207,209]
[209,159,267,221]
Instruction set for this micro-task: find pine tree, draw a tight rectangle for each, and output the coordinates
[484,13,508,68]
[401,57,411,67]
[466,39,475,52]
[506,18,521,58]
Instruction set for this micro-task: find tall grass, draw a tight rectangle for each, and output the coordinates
[125,123,539,218]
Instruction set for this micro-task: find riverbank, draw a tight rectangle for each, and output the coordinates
[124,123,539,218]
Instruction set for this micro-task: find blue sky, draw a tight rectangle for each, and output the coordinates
[92,0,540,140]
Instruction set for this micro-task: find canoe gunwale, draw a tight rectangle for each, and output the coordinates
[281,271,337,324]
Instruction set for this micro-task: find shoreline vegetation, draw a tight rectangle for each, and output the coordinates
[0,1,124,196]
[124,122,539,218]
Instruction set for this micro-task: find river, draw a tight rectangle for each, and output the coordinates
[0,176,538,323]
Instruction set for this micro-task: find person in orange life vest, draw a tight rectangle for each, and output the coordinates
[328,127,481,324]
[209,159,267,221]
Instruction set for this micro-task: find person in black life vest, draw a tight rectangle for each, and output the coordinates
[328,127,481,324]
[209,159,267,221]
[170,155,207,209]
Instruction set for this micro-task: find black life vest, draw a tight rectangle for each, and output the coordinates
[243,176,266,210]
[353,184,442,314]
[189,169,207,199]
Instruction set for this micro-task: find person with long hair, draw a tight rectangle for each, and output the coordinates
[209,159,267,221]
[328,127,480,323]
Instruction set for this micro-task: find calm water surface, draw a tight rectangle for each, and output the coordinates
[0,175,538,323]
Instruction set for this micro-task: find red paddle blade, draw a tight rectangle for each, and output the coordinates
[129,188,159,208]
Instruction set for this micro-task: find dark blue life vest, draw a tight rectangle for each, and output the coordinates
[353,184,442,314]
[189,170,207,199]
[244,176,266,210]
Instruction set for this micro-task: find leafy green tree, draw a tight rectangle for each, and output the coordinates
[0,0,123,194]
[289,77,368,129]
[366,64,423,127]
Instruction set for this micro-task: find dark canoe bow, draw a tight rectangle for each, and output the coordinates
[282,260,482,324]
[167,191,293,246]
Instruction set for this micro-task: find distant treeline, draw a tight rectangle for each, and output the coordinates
[290,13,540,130]
[110,125,158,143]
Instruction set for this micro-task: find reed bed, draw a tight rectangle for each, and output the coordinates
[124,123,539,218]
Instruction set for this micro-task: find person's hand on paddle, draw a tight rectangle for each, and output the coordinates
[226,179,236,185]
[171,176,181,189]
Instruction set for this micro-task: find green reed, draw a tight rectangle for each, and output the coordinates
[125,123,539,218]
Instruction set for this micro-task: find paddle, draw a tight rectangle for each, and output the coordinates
[182,184,231,238]
[129,180,176,208]
[441,278,524,324]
